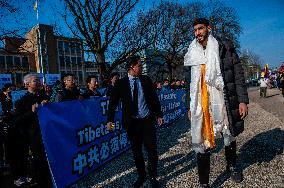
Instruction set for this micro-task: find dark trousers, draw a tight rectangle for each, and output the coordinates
[260,87,267,97]
[8,126,52,188]
[8,126,29,178]
[197,141,237,184]
[127,115,158,178]
[29,130,52,188]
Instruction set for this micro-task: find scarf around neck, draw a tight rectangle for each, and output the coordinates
[184,35,229,146]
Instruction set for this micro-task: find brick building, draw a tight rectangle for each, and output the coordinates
[0,24,87,86]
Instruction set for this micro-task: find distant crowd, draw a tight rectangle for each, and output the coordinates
[259,72,284,98]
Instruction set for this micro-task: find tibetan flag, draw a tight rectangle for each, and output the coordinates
[34,0,38,11]
[264,64,269,78]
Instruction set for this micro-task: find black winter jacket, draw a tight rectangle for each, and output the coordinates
[218,38,249,136]
[14,91,49,134]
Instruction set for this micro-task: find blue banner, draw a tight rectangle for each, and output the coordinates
[37,98,130,188]
[36,89,188,187]
[157,89,188,125]
[0,74,12,89]
[0,90,27,115]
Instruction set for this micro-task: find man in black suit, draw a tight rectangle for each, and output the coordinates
[107,55,164,188]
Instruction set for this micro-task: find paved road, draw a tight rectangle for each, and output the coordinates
[248,87,284,121]
[71,88,283,188]
[1,88,283,187]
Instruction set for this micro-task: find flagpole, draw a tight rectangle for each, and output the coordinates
[35,0,45,83]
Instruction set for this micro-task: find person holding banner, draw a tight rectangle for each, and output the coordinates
[83,75,102,99]
[59,73,81,101]
[12,74,52,187]
[107,55,164,188]
[184,18,249,188]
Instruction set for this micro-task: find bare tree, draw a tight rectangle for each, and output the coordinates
[0,0,35,54]
[206,0,241,48]
[240,50,262,80]
[107,9,163,75]
[135,1,204,80]
[63,0,140,82]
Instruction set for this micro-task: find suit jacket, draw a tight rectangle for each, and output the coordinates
[107,75,163,130]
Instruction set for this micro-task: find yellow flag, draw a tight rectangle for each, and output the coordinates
[34,0,38,11]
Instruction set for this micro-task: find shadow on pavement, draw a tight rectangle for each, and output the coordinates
[158,152,196,187]
[239,128,284,168]
[158,131,225,187]
[211,128,284,187]
[265,93,280,98]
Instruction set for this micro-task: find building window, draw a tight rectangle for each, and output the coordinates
[14,56,20,64]
[65,56,71,68]
[75,42,81,53]
[78,71,82,83]
[58,41,63,52]
[70,42,76,54]
[65,56,70,63]
[59,56,64,65]
[77,57,82,66]
[0,56,5,69]
[64,41,70,53]
[71,57,77,66]
[22,56,29,69]
[6,56,13,69]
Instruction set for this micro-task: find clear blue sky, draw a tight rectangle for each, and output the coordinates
[219,0,284,68]
[17,0,284,68]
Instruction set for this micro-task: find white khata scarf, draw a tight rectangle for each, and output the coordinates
[184,35,232,151]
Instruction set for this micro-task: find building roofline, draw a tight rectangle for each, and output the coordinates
[55,35,83,42]
[29,23,83,42]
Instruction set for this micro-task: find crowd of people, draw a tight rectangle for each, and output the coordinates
[0,69,190,187]
[0,17,280,188]
[154,79,189,91]
[0,72,123,187]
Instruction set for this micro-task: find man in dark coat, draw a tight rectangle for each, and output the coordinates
[184,18,249,188]
[58,73,81,101]
[12,74,52,187]
[105,72,120,97]
[107,55,164,188]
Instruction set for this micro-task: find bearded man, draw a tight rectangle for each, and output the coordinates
[184,18,249,188]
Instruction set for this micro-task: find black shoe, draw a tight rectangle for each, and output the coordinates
[200,184,210,188]
[133,176,146,188]
[227,166,243,183]
[150,178,159,188]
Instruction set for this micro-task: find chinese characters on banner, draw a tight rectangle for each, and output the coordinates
[37,89,188,187]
